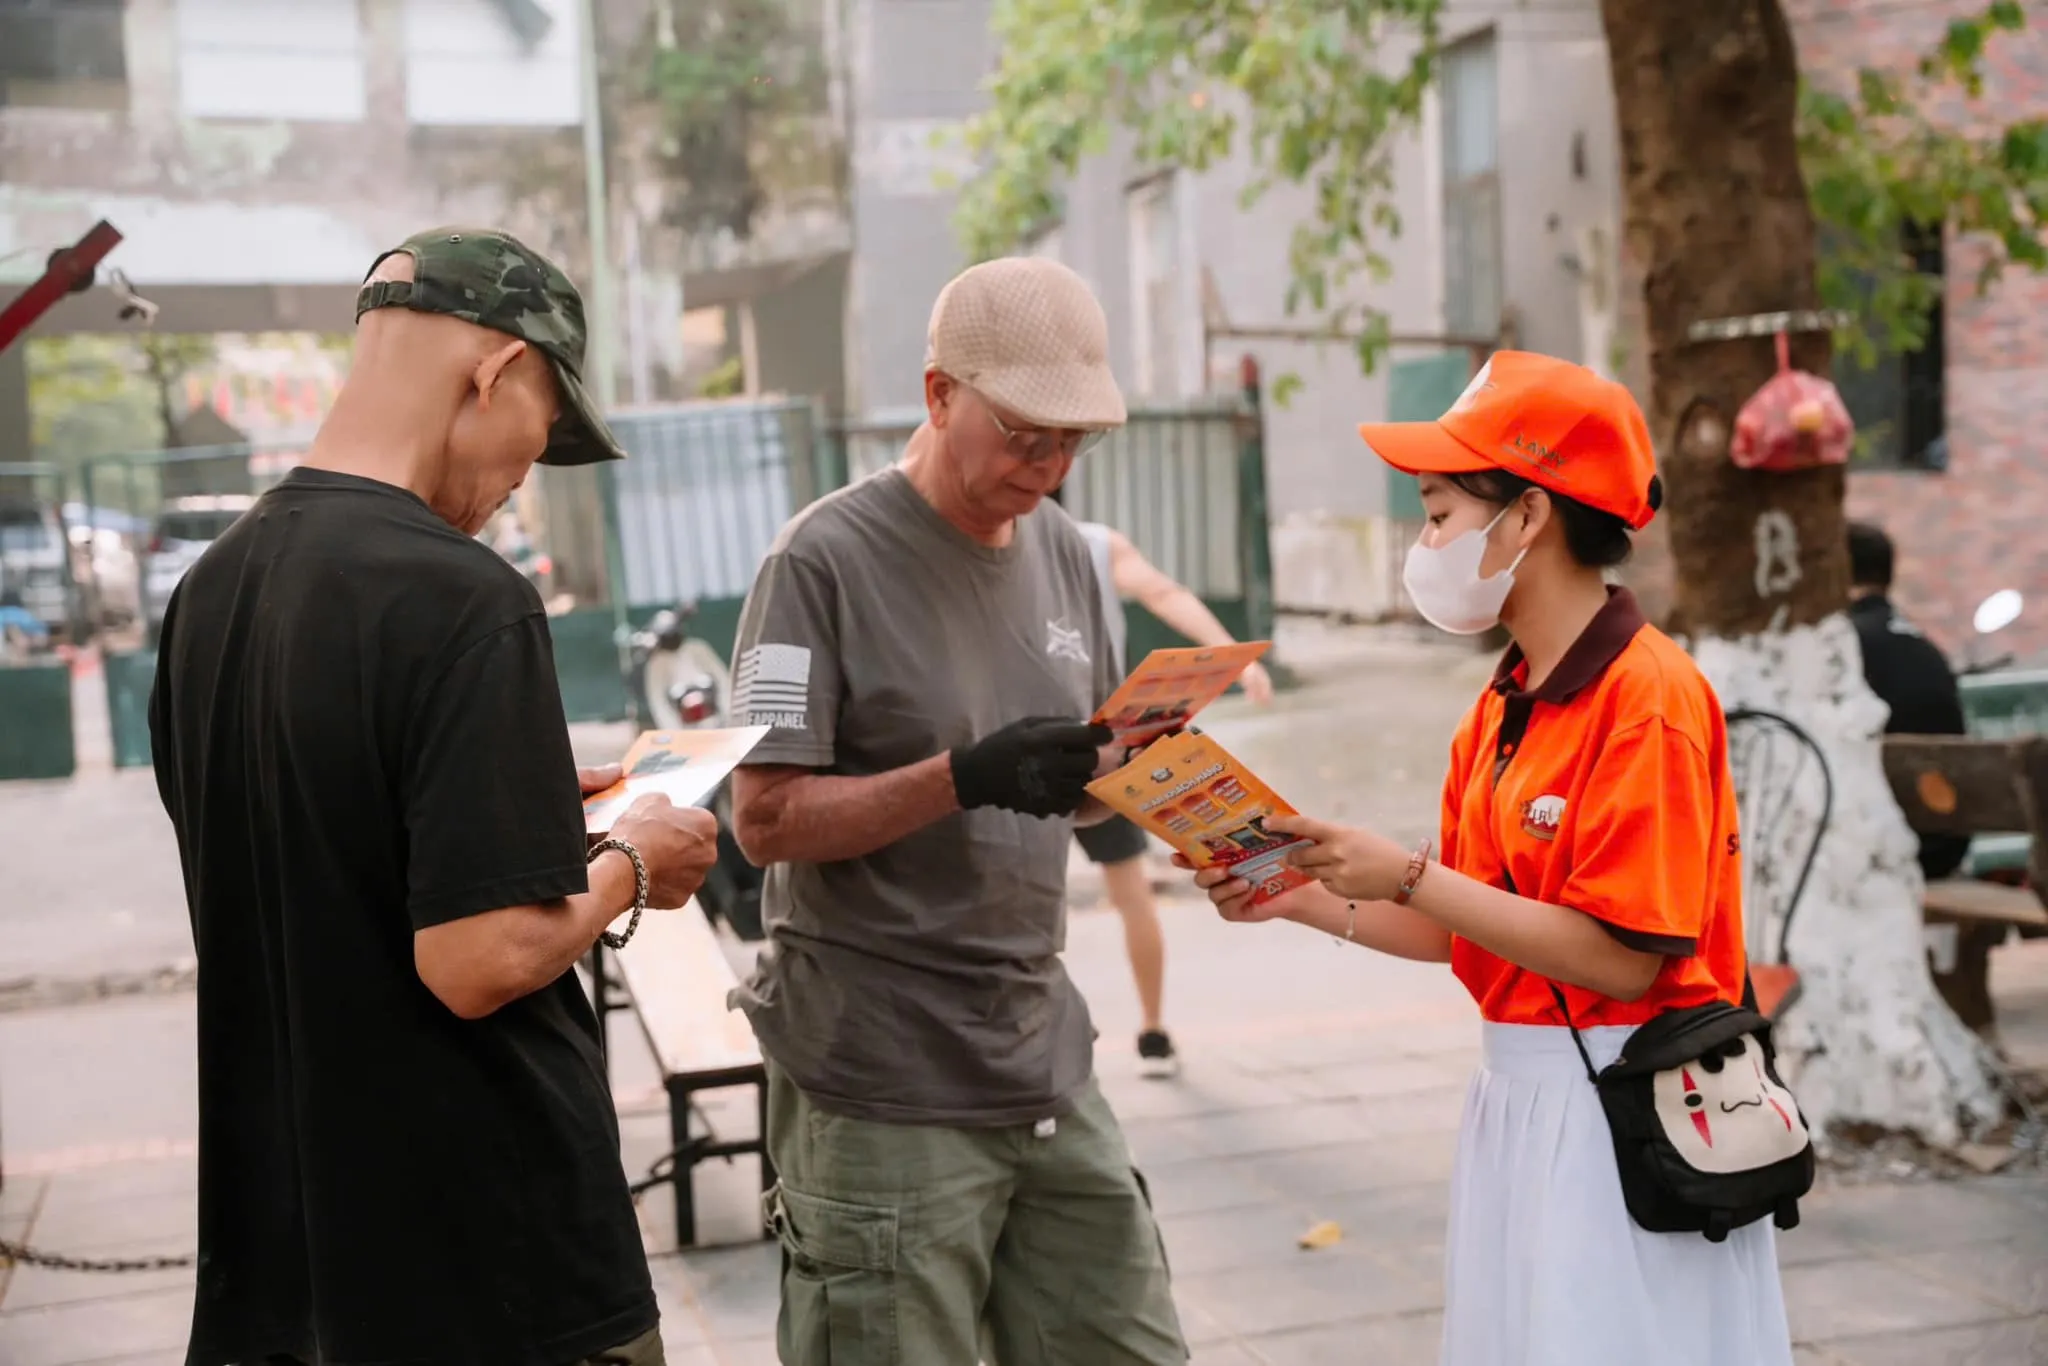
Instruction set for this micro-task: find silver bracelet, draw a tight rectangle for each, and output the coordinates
[589,837,649,949]
[1332,900,1358,946]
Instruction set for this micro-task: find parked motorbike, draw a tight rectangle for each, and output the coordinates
[626,603,767,941]
[1959,587,2024,678]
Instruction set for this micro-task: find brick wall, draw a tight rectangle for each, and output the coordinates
[1619,3,2048,661]
[1794,0,2048,662]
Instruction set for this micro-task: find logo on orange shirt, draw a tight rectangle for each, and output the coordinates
[1520,793,1566,841]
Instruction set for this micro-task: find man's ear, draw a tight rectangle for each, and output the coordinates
[925,369,954,429]
[473,339,528,408]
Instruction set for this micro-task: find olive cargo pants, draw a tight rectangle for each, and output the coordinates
[763,1064,1187,1366]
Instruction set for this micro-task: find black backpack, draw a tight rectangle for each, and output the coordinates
[1553,988,1816,1242]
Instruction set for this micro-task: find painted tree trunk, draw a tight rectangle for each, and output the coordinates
[1599,0,1999,1141]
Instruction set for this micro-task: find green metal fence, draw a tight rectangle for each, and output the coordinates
[0,462,82,781]
[13,384,1278,775]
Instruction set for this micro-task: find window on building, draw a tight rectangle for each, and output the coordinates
[0,0,127,111]
[403,0,581,128]
[175,0,367,122]
[1441,30,1501,341]
[1128,173,1184,399]
[1832,222,1947,471]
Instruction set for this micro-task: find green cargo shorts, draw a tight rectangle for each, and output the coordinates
[762,1065,1187,1366]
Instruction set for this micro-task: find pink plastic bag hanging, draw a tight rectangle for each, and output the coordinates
[1727,332,1854,472]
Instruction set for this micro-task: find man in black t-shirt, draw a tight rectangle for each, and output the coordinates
[150,229,719,1366]
[1847,520,1971,880]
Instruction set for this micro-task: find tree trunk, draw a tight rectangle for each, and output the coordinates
[1600,0,1999,1144]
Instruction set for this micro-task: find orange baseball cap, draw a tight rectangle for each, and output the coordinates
[1358,351,1661,530]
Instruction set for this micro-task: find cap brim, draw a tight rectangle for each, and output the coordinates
[976,361,1127,431]
[1355,420,1495,477]
[538,359,628,467]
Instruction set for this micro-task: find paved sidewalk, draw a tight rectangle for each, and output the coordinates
[8,620,2048,1363]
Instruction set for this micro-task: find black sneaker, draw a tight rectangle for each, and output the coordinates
[1137,1029,1181,1079]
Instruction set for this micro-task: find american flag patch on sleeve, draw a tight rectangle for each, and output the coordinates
[733,643,812,730]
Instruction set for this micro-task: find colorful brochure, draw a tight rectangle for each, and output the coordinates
[1086,729,1312,906]
[583,726,770,833]
[1092,641,1272,749]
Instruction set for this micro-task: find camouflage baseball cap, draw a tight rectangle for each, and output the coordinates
[355,226,625,466]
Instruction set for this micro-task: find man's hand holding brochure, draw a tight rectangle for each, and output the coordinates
[1086,642,1312,907]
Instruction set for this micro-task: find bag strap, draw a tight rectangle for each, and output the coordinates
[1547,981,1600,1083]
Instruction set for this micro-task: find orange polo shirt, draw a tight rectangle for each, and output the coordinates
[1438,588,1749,1029]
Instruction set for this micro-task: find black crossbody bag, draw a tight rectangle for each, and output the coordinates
[1489,730,1815,1242]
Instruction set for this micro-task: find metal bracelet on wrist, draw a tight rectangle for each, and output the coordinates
[589,837,649,949]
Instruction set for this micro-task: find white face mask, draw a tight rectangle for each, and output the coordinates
[1402,506,1527,636]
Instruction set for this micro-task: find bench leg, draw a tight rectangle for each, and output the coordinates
[668,1080,698,1250]
[757,1075,776,1239]
[1929,920,2005,1038]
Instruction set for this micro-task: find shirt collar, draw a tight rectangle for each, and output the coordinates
[1491,585,1648,705]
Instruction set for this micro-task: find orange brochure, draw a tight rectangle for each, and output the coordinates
[583,726,770,834]
[1086,729,1312,907]
[1092,641,1272,749]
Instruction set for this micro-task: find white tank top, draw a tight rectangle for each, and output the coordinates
[1076,521,1127,673]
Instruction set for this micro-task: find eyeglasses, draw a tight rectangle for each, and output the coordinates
[975,391,1109,464]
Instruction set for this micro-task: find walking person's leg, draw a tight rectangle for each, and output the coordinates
[1075,817,1179,1077]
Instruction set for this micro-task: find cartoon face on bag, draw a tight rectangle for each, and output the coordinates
[1651,1035,1810,1175]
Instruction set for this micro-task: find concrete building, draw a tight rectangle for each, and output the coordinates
[840,0,2046,649]
[0,0,850,441]
[837,0,1618,618]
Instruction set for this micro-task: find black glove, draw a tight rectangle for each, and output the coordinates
[951,716,1113,817]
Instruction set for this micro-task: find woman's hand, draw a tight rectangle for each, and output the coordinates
[1267,813,1410,903]
[1170,852,1293,923]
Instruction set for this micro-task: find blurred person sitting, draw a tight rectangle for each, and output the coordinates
[1846,520,1970,882]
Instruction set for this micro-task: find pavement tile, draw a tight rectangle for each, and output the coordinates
[1782,1256,2015,1344]
[1188,1100,1377,1161]
[1136,1155,1278,1219]
[27,1187,194,1256]
[1249,1133,1460,1204]
[1102,1067,1300,1124]
[1,1174,48,1223]
[1888,1241,2048,1317]
[1159,1205,1344,1279]
[1177,1252,1440,1339]
[0,1284,190,1366]
[1809,1180,2048,1254]
[1117,1115,1215,1171]
[674,1241,781,1345]
[1276,1057,1474,1105]
[1816,1315,2048,1365]
[1170,1294,1234,1349]
[1346,1085,1470,1141]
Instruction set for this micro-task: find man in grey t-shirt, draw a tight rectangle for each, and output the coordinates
[728,257,1186,1365]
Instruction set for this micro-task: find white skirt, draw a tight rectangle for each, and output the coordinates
[1441,1023,1794,1366]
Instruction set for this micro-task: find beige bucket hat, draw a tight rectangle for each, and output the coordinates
[926,257,1128,430]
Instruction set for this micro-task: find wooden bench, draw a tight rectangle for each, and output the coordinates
[601,902,774,1248]
[1881,734,2048,1036]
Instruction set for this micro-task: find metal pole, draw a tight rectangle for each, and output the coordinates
[578,0,633,689]
[578,0,616,409]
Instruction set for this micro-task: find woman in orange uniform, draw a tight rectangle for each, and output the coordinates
[1187,353,1792,1365]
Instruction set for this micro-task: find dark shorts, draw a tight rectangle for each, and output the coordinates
[1076,813,1149,865]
